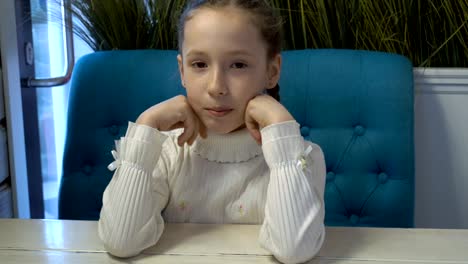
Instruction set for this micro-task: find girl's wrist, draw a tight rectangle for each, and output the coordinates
[267,115,294,127]
[136,113,160,130]
[261,120,300,141]
[260,122,304,167]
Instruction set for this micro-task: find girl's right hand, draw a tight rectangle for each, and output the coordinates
[136,95,207,146]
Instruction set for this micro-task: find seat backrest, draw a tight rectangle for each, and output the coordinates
[280,50,414,227]
[59,49,414,227]
[58,50,183,220]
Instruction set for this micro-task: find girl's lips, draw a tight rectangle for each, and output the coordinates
[206,108,233,117]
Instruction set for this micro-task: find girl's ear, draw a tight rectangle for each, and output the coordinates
[266,53,281,89]
[177,54,186,88]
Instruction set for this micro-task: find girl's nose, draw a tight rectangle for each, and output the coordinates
[207,68,228,96]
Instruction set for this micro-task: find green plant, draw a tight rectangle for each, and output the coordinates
[271,0,468,67]
[60,0,468,67]
[65,0,185,50]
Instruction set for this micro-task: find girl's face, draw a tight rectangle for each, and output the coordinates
[177,6,281,134]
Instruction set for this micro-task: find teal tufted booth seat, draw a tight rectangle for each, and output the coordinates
[58,49,414,227]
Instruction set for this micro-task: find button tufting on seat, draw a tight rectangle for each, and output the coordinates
[82,165,93,175]
[378,172,389,184]
[354,125,366,136]
[350,214,360,225]
[108,125,119,136]
[300,126,310,137]
[326,171,335,182]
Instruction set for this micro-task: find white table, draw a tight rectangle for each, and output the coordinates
[0,219,467,263]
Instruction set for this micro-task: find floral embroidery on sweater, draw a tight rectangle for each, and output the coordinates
[179,200,188,211]
[238,204,245,215]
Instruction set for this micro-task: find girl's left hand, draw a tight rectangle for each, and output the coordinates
[245,94,294,144]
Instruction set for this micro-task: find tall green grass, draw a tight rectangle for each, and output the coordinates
[59,0,468,67]
[64,0,185,50]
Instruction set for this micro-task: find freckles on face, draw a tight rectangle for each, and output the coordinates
[179,6,272,134]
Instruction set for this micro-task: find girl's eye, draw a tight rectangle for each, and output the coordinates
[232,62,248,69]
[192,62,207,68]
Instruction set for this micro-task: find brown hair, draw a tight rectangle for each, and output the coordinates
[177,0,282,101]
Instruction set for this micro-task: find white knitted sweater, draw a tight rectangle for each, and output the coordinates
[98,120,326,264]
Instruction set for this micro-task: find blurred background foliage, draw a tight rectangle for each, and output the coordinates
[52,0,468,67]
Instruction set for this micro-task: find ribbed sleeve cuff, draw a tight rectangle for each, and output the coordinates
[260,120,304,167]
[126,122,168,143]
[116,122,168,172]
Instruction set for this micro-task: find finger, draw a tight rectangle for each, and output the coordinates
[186,109,202,145]
[185,99,207,140]
[169,122,185,130]
[178,113,195,146]
[249,129,261,145]
[197,117,207,139]
[179,124,194,146]
[187,120,199,145]
[245,110,262,145]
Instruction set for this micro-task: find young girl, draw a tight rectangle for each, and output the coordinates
[98,1,326,263]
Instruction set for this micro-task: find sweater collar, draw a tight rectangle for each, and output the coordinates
[191,128,262,163]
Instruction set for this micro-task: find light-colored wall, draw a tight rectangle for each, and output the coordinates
[414,68,468,229]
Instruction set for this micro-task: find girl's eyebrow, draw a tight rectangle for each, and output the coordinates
[186,50,207,58]
[185,50,254,58]
[226,50,255,58]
